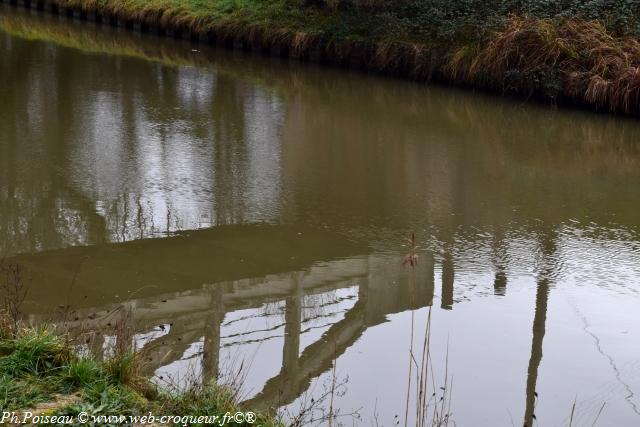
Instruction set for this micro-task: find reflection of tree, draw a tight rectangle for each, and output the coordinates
[0,34,96,253]
[0,25,287,256]
[211,74,248,226]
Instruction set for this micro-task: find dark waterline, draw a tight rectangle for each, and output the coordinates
[2,7,640,426]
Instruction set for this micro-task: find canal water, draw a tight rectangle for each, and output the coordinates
[2,6,640,426]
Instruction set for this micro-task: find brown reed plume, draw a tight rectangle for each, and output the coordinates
[403,232,419,268]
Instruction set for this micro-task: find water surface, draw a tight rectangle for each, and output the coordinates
[2,6,640,426]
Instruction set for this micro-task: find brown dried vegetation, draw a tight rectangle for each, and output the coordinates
[454,17,640,114]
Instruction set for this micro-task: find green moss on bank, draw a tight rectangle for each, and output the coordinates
[0,327,279,426]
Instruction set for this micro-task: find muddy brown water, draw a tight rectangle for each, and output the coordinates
[2,6,640,426]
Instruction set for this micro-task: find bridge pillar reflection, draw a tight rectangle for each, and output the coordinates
[441,252,454,310]
[203,287,224,383]
[523,228,557,427]
[282,283,302,372]
[492,232,508,296]
[493,271,507,296]
[425,252,435,307]
[523,278,550,427]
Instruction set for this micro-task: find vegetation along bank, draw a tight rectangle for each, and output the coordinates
[0,322,278,426]
[3,0,640,112]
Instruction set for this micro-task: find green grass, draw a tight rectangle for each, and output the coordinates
[0,371,57,410]
[0,328,71,410]
[0,327,280,426]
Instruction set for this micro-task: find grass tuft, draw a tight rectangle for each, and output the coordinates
[0,327,278,424]
[0,327,72,377]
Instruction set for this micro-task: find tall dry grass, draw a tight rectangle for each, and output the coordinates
[403,234,452,427]
[0,261,27,337]
[448,17,640,114]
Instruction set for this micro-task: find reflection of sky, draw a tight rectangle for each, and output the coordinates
[219,304,285,400]
[299,287,359,355]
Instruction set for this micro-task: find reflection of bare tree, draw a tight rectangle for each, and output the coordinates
[0,22,287,256]
[211,74,248,226]
[0,32,108,254]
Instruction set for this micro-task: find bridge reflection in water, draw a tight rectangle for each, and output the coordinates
[17,223,557,425]
[20,225,433,409]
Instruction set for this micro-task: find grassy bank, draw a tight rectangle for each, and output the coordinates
[18,0,640,115]
[0,325,279,426]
